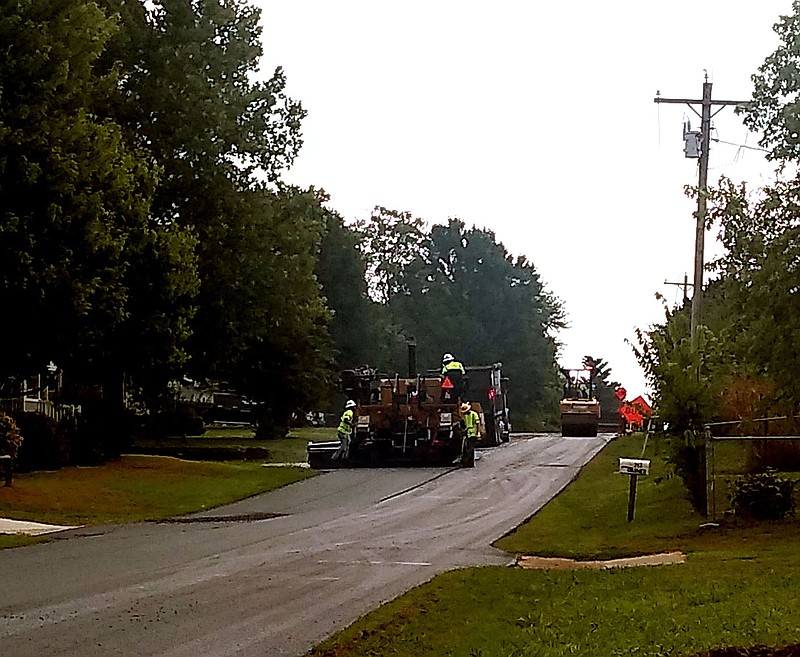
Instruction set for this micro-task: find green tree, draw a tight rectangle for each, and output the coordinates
[635,3,800,432]
[582,355,622,421]
[726,2,800,416]
[0,0,198,405]
[356,206,427,306]
[98,0,304,192]
[353,206,428,370]
[742,0,800,165]
[99,0,334,425]
[112,225,200,405]
[631,299,730,432]
[704,176,800,414]
[316,203,382,371]
[389,217,565,428]
[188,186,333,436]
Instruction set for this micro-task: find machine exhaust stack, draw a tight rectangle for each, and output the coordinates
[407,340,417,378]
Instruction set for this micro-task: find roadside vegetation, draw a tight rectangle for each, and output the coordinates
[310,434,800,657]
[631,4,800,444]
[0,429,318,549]
[128,425,333,464]
[0,0,568,480]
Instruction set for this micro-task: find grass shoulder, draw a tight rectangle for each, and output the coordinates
[0,453,316,549]
[311,433,800,657]
[128,425,334,463]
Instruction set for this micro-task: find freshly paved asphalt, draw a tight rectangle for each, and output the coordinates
[0,432,611,657]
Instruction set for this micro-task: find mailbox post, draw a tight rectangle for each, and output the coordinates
[619,458,650,522]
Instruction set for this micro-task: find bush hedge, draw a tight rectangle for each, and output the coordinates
[727,470,797,520]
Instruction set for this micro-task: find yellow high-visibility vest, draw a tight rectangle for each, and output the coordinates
[338,408,354,434]
[442,360,465,376]
[462,410,479,438]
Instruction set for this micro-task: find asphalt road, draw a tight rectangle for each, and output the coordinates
[0,432,611,657]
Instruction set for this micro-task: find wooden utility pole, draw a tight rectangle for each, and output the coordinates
[654,76,749,346]
[664,273,691,305]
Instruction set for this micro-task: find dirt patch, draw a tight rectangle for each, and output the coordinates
[516,551,685,570]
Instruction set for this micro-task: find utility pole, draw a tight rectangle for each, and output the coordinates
[654,75,749,346]
[664,273,692,305]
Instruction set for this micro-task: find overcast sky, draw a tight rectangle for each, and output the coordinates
[254,0,792,399]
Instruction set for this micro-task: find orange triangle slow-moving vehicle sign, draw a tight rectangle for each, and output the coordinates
[441,376,454,389]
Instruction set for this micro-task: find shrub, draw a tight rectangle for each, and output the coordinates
[71,399,138,464]
[151,407,205,437]
[0,413,23,459]
[727,470,797,520]
[13,412,68,471]
[747,439,800,473]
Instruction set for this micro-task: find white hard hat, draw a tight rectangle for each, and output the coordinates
[345,399,356,409]
[442,353,454,363]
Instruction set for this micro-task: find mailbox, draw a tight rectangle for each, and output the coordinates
[619,458,650,476]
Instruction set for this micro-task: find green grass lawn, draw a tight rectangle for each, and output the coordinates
[129,425,335,463]
[0,454,315,549]
[1,424,334,549]
[310,433,800,657]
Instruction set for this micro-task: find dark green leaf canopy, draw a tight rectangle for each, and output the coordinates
[0,0,197,394]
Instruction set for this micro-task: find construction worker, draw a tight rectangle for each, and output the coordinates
[459,402,479,467]
[441,353,465,376]
[332,399,356,461]
[441,353,466,401]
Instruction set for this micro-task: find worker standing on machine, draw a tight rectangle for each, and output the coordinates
[333,399,356,461]
[441,353,466,402]
[460,402,479,467]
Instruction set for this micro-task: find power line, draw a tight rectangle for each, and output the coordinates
[711,137,768,152]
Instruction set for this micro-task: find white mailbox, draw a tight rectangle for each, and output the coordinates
[619,458,650,476]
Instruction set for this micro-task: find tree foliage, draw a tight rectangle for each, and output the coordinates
[705,176,800,415]
[0,0,335,443]
[633,174,800,429]
[349,212,565,428]
[0,0,199,404]
[742,0,800,166]
[0,413,23,460]
[632,306,728,432]
[316,204,381,371]
[356,207,427,306]
[97,0,331,425]
[190,186,334,434]
[98,0,305,191]
[638,3,800,429]
[582,356,621,421]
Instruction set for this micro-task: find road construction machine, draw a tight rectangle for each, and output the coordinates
[464,364,510,446]
[306,347,510,468]
[559,367,601,437]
